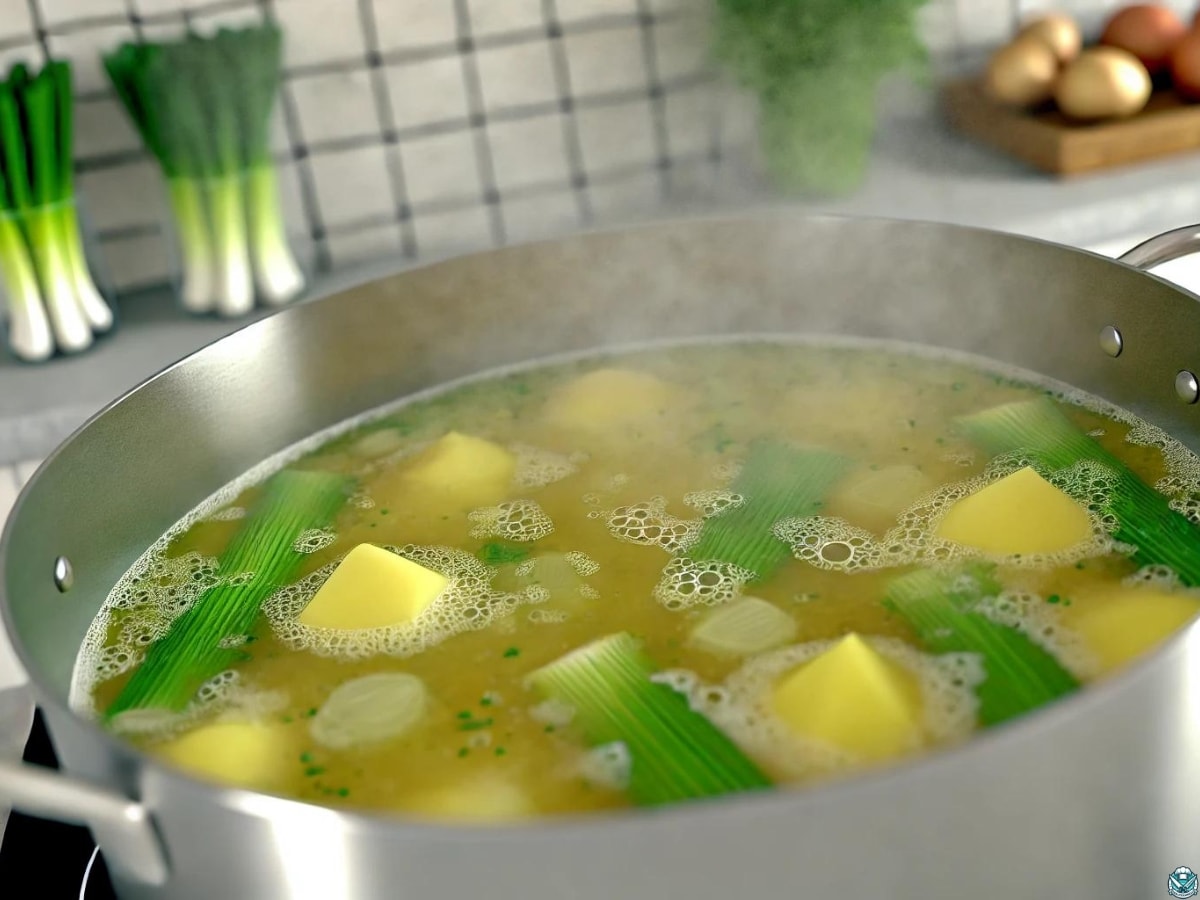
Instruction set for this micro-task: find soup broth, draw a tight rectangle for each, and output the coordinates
[73,339,1200,822]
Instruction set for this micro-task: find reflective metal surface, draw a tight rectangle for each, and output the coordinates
[4,214,1200,899]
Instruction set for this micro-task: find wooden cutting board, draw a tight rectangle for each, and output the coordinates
[942,78,1200,175]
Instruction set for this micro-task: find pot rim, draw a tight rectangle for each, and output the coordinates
[3,210,1196,838]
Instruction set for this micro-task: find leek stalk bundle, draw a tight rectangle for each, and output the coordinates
[0,60,112,361]
[104,24,304,317]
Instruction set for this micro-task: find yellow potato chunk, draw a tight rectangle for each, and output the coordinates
[402,778,536,824]
[298,543,448,630]
[827,464,935,533]
[370,431,515,509]
[936,466,1092,555]
[772,633,923,761]
[1065,588,1200,674]
[156,721,292,791]
[542,369,675,431]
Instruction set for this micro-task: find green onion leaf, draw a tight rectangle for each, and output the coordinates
[528,632,772,805]
[958,397,1200,586]
[884,564,1079,726]
[106,469,355,718]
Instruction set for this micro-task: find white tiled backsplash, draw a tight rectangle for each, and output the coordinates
[0,0,1160,294]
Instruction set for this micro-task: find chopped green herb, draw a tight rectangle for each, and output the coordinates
[1046,594,1061,605]
[478,542,530,565]
[459,717,494,732]
[543,724,556,733]
[304,707,318,718]
[299,751,313,763]
[503,646,521,658]
[336,788,350,798]
[494,747,507,757]
[456,710,473,720]
[479,695,494,707]
[304,766,325,777]
[457,747,469,758]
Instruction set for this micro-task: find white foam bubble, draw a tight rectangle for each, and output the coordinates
[511,443,580,488]
[528,608,570,624]
[683,490,745,519]
[262,544,543,660]
[529,697,575,728]
[468,500,555,542]
[293,528,337,554]
[688,637,983,779]
[563,551,600,577]
[652,557,753,610]
[603,497,701,555]
[577,741,632,791]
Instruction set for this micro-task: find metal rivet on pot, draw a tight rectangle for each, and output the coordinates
[1099,325,1123,357]
[53,556,73,593]
[1177,371,1200,405]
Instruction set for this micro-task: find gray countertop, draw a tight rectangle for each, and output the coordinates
[3,89,1199,465]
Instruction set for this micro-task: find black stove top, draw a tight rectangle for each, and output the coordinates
[0,711,116,898]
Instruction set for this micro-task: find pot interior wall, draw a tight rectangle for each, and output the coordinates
[7,213,1200,702]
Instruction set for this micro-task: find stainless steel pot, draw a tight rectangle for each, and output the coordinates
[2,214,1200,900]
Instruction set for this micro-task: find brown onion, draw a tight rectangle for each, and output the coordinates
[1171,29,1200,100]
[1101,4,1187,74]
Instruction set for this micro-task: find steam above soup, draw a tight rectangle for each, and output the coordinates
[72,340,1200,822]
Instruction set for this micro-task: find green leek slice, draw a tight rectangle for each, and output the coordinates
[528,633,772,805]
[687,440,849,581]
[885,564,1079,726]
[107,469,354,718]
[958,397,1200,586]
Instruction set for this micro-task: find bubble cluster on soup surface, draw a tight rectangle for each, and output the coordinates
[73,339,1200,821]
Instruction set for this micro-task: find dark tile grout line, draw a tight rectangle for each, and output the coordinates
[453,0,506,247]
[18,5,697,57]
[88,146,722,249]
[20,0,728,281]
[22,0,49,65]
[357,0,418,260]
[72,65,715,173]
[633,1,672,202]
[121,0,144,41]
[258,0,330,271]
[543,0,593,226]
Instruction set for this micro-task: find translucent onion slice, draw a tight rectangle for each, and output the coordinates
[689,596,798,656]
[310,672,429,750]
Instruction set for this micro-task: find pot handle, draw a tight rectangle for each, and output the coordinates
[0,758,169,885]
[1118,225,1200,270]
